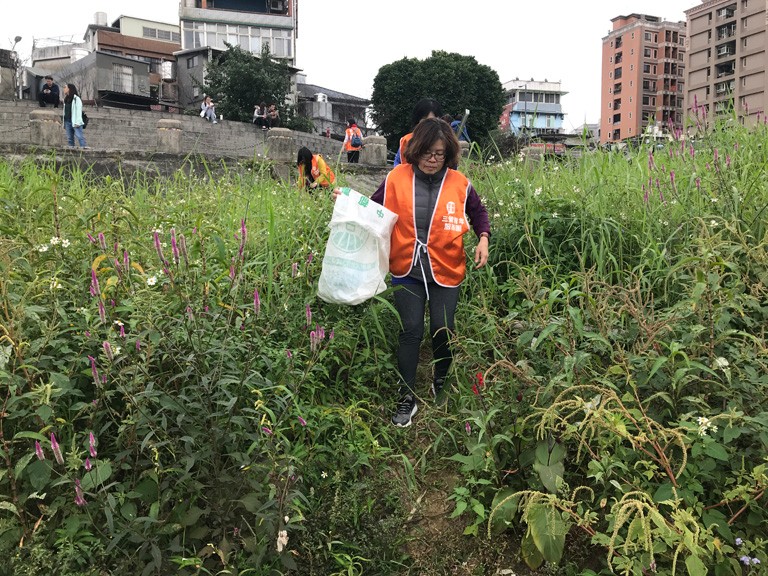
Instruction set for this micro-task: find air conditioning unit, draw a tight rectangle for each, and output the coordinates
[269,0,288,14]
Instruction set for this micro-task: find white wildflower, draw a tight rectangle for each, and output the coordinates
[710,220,718,227]
[534,187,542,197]
[38,245,49,253]
[696,415,717,437]
[711,197,718,203]
[146,276,158,286]
[713,357,729,369]
[321,471,328,479]
[50,237,61,245]
[61,239,71,248]
[493,213,501,219]
[113,346,121,357]
[114,320,124,327]
[50,279,62,290]
[276,529,289,553]
[552,213,558,219]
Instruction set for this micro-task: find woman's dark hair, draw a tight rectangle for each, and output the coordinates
[347,118,356,126]
[64,84,79,103]
[410,98,443,129]
[297,146,314,183]
[403,117,460,168]
[441,114,454,124]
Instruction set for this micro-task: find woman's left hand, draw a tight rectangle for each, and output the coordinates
[474,236,489,268]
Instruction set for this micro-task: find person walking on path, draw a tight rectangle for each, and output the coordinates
[343,118,364,163]
[335,117,490,427]
[62,84,87,148]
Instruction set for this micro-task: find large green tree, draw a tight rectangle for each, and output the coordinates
[370,50,506,151]
[201,44,292,123]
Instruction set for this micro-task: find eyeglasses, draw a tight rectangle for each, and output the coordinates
[421,150,446,161]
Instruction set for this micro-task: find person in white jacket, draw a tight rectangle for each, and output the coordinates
[62,84,87,148]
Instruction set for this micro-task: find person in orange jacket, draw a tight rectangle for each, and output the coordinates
[343,118,364,163]
[297,147,336,191]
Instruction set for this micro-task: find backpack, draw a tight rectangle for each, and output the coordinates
[82,112,89,129]
[350,130,363,148]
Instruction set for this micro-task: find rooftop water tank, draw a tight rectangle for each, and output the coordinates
[315,93,328,103]
[94,12,108,26]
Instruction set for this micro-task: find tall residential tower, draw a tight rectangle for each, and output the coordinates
[685,0,767,124]
[601,14,686,143]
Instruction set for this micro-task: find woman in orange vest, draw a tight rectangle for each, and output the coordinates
[392,98,443,167]
[343,118,364,163]
[336,117,490,427]
[297,147,335,191]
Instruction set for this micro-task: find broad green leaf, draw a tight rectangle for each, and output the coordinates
[703,442,729,461]
[533,461,564,493]
[528,503,568,562]
[521,531,544,569]
[80,461,113,491]
[489,487,519,536]
[686,554,707,576]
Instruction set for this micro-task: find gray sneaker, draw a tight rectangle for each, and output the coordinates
[391,393,417,427]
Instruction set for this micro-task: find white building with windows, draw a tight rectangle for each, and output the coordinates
[500,78,567,135]
[180,0,296,64]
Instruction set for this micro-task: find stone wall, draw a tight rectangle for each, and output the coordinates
[3,100,388,166]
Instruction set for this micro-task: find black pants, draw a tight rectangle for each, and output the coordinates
[39,92,59,107]
[347,150,360,163]
[393,283,460,393]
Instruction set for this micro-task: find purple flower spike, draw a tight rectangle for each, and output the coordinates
[102,341,113,362]
[35,440,45,461]
[98,232,107,251]
[135,339,141,351]
[170,228,180,265]
[89,431,97,458]
[85,457,92,471]
[153,231,165,264]
[305,304,312,327]
[298,416,307,427]
[465,422,472,435]
[123,249,130,271]
[74,478,86,506]
[87,232,97,244]
[262,426,273,435]
[643,184,649,203]
[88,355,100,387]
[286,349,292,359]
[91,270,100,297]
[253,288,261,315]
[292,262,298,278]
[50,433,64,465]
[98,300,106,324]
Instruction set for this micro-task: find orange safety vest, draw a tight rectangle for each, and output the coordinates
[398,132,413,163]
[345,126,363,151]
[299,155,335,189]
[383,164,471,287]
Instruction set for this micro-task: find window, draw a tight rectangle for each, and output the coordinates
[112,64,133,92]
[187,55,199,68]
[143,27,157,39]
[630,64,634,71]
[158,29,171,41]
[193,85,200,98]
[644,48,651,57]
[743,37,748,48]
[644,32,652,41]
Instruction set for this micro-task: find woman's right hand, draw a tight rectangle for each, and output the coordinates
[332,188,342,201]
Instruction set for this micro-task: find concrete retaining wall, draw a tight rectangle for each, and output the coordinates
[2,101,387,166]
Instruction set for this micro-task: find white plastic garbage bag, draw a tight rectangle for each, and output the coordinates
[317,187,398,305]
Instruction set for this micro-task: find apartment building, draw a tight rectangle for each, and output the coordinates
[500,78,567,135]
[180,0,297,65]
[685,0,767,124]
[600,14,686,143]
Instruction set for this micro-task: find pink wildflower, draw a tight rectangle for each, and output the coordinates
[253,288,261,315]
[74,478,86,506]
[50,432,64,465]
[89,432,97,458]
[35,440,45,461]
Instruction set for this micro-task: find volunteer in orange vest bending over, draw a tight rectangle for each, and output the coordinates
[297,147,336,191]
[371,117,490,427]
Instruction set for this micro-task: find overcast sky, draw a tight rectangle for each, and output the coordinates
[4,0,697,129]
